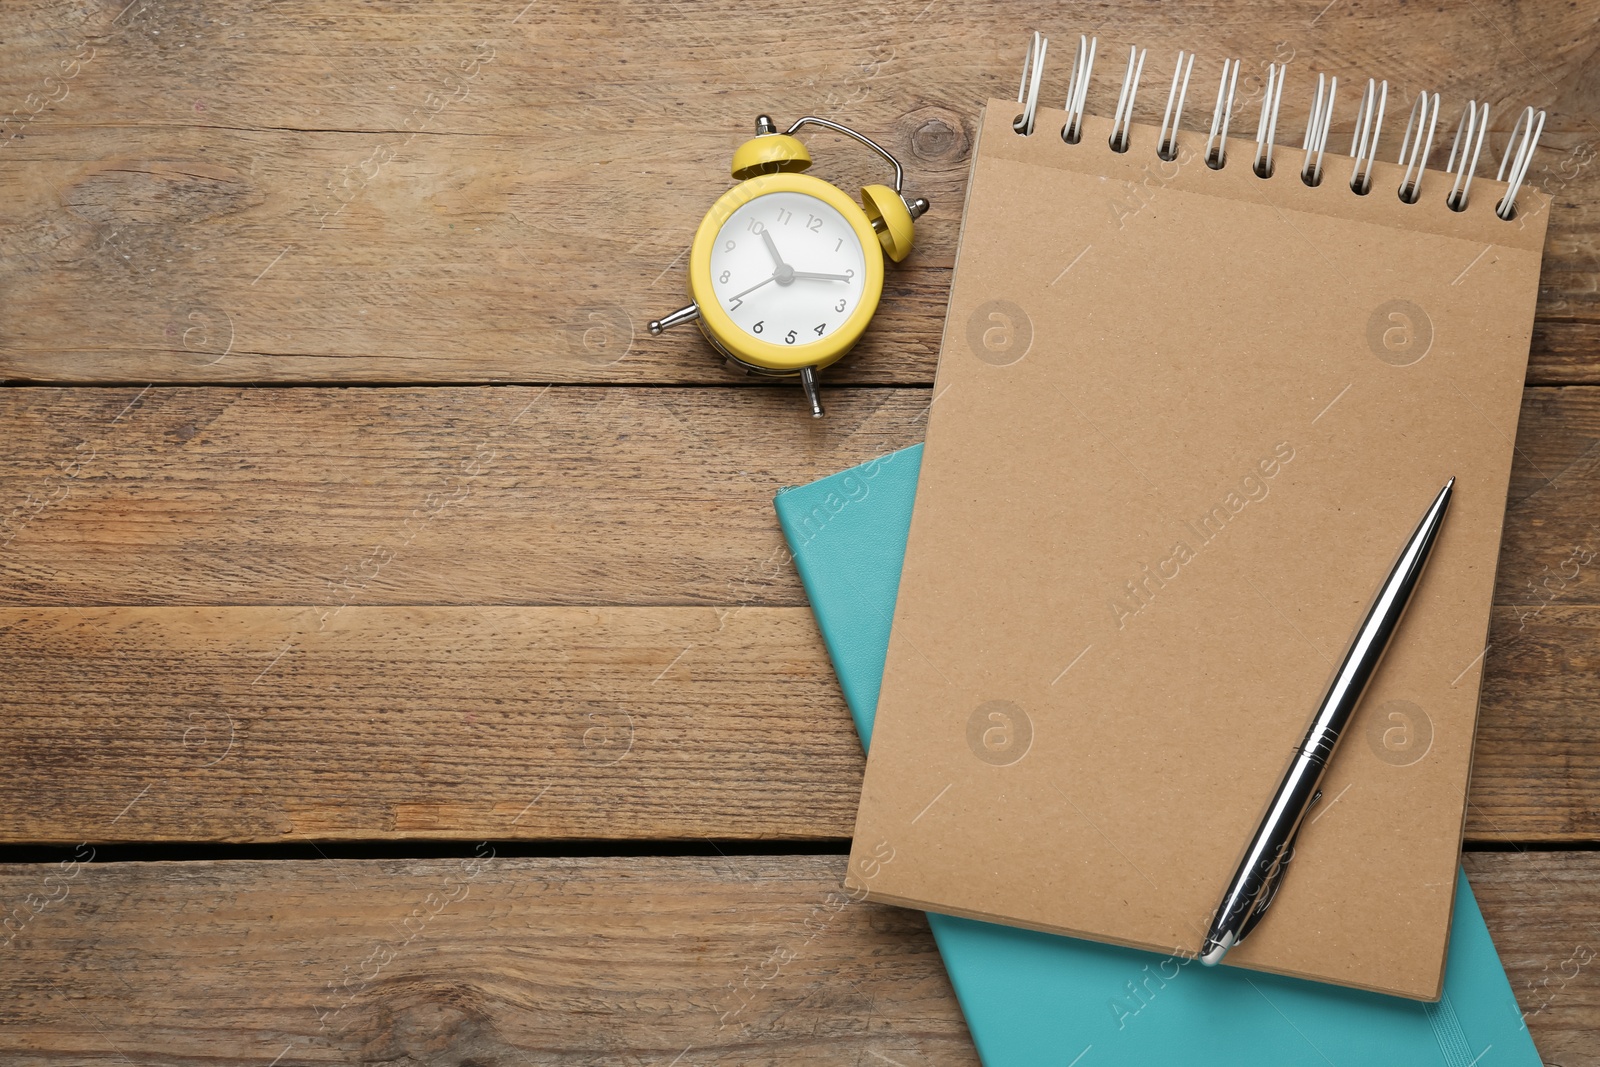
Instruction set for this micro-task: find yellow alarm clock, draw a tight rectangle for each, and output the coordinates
[649,115,929,418]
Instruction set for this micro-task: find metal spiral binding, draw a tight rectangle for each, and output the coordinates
[1061,34,1098,143]
[1014,36,1546,217]
[1014,31,1048,135]
[1109,45,1148,153]
[1252,62,1286,177]
[1446,100,1489,211]
[1397,91,1441,204]
[1348,78,1388,194]
[1496,106,1547,220]
[1205,59,1240,168]
[1301,72,1338,186]
[1158,50,1195,161]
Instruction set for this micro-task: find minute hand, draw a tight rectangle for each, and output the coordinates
[789,271,852,281]
[725,274,778,302]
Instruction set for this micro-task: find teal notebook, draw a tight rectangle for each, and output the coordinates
[775,444,1539,1067]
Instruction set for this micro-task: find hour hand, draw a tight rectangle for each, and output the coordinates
[761,230,789,269]
[789,271,852,281]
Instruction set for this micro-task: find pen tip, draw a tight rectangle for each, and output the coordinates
[1199,933,1234,967]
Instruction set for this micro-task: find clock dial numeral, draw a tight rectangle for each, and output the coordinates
[834,237,843,251]
[752,320,764,334]
[719,270,730,283]
[785,329,797,344]
[729,297,743,310]
[746,218,765,234]
[805,215,822,232]
[776,207,793,225]
[724,240,735,252]
[814,323,826,336]
[834,299,846,312]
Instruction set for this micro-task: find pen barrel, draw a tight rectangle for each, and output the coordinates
[1300,477,1455,749]
[1203,744,1329,951]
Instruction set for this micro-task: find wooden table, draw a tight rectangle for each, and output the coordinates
[2,1,1597,1061]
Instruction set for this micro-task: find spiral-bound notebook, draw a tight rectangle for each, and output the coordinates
[849,39,1550,1000]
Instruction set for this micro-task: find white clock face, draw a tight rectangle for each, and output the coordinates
[708,191,869,347]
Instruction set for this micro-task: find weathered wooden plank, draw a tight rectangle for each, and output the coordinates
[5,0,1595,136]
[0,606,862,843]
[3,384,1600,609]
[1499,385,1600,619]
[1,0,1598,384]
[0,852,1591,1063]
[0,854,974,1065]
[0,385,929,608]
[0,603,1592,843]
[1532,320,1600,386]
[1475,606,1600,842]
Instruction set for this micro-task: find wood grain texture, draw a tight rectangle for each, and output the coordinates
[0,852,1592,1064]
[0,854,972,1066]
[1475,606,1600,843]
[0,606,863,843]
[4,384,1600,609]
[0,603,1590,843]
[0,385,929,609]
[2,0,1599,384]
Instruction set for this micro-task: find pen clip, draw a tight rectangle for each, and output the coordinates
[1237,788,1321,943]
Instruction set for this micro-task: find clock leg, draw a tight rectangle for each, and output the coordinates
[799,365,825,419]
[647,304,700,335]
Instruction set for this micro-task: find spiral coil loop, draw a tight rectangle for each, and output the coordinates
[1446,101,1489,211]
[1253,62,1286,178]
[1397,91,1441,204]
[1109,46,1148,153]
[1205,59,1241,169]
[1301,73,1338,186]
[1014,31,1048,136]
[1348,78,1388,194]
[1158,50,1196,162]
[1061,34,1098,144]
[1496,106,1547,220]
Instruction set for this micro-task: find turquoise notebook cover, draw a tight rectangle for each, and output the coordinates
[775,444,1538,1067]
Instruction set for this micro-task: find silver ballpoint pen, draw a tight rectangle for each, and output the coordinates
[1199,477,1456,967]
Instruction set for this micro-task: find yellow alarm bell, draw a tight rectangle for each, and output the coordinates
[649,115,929,417]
